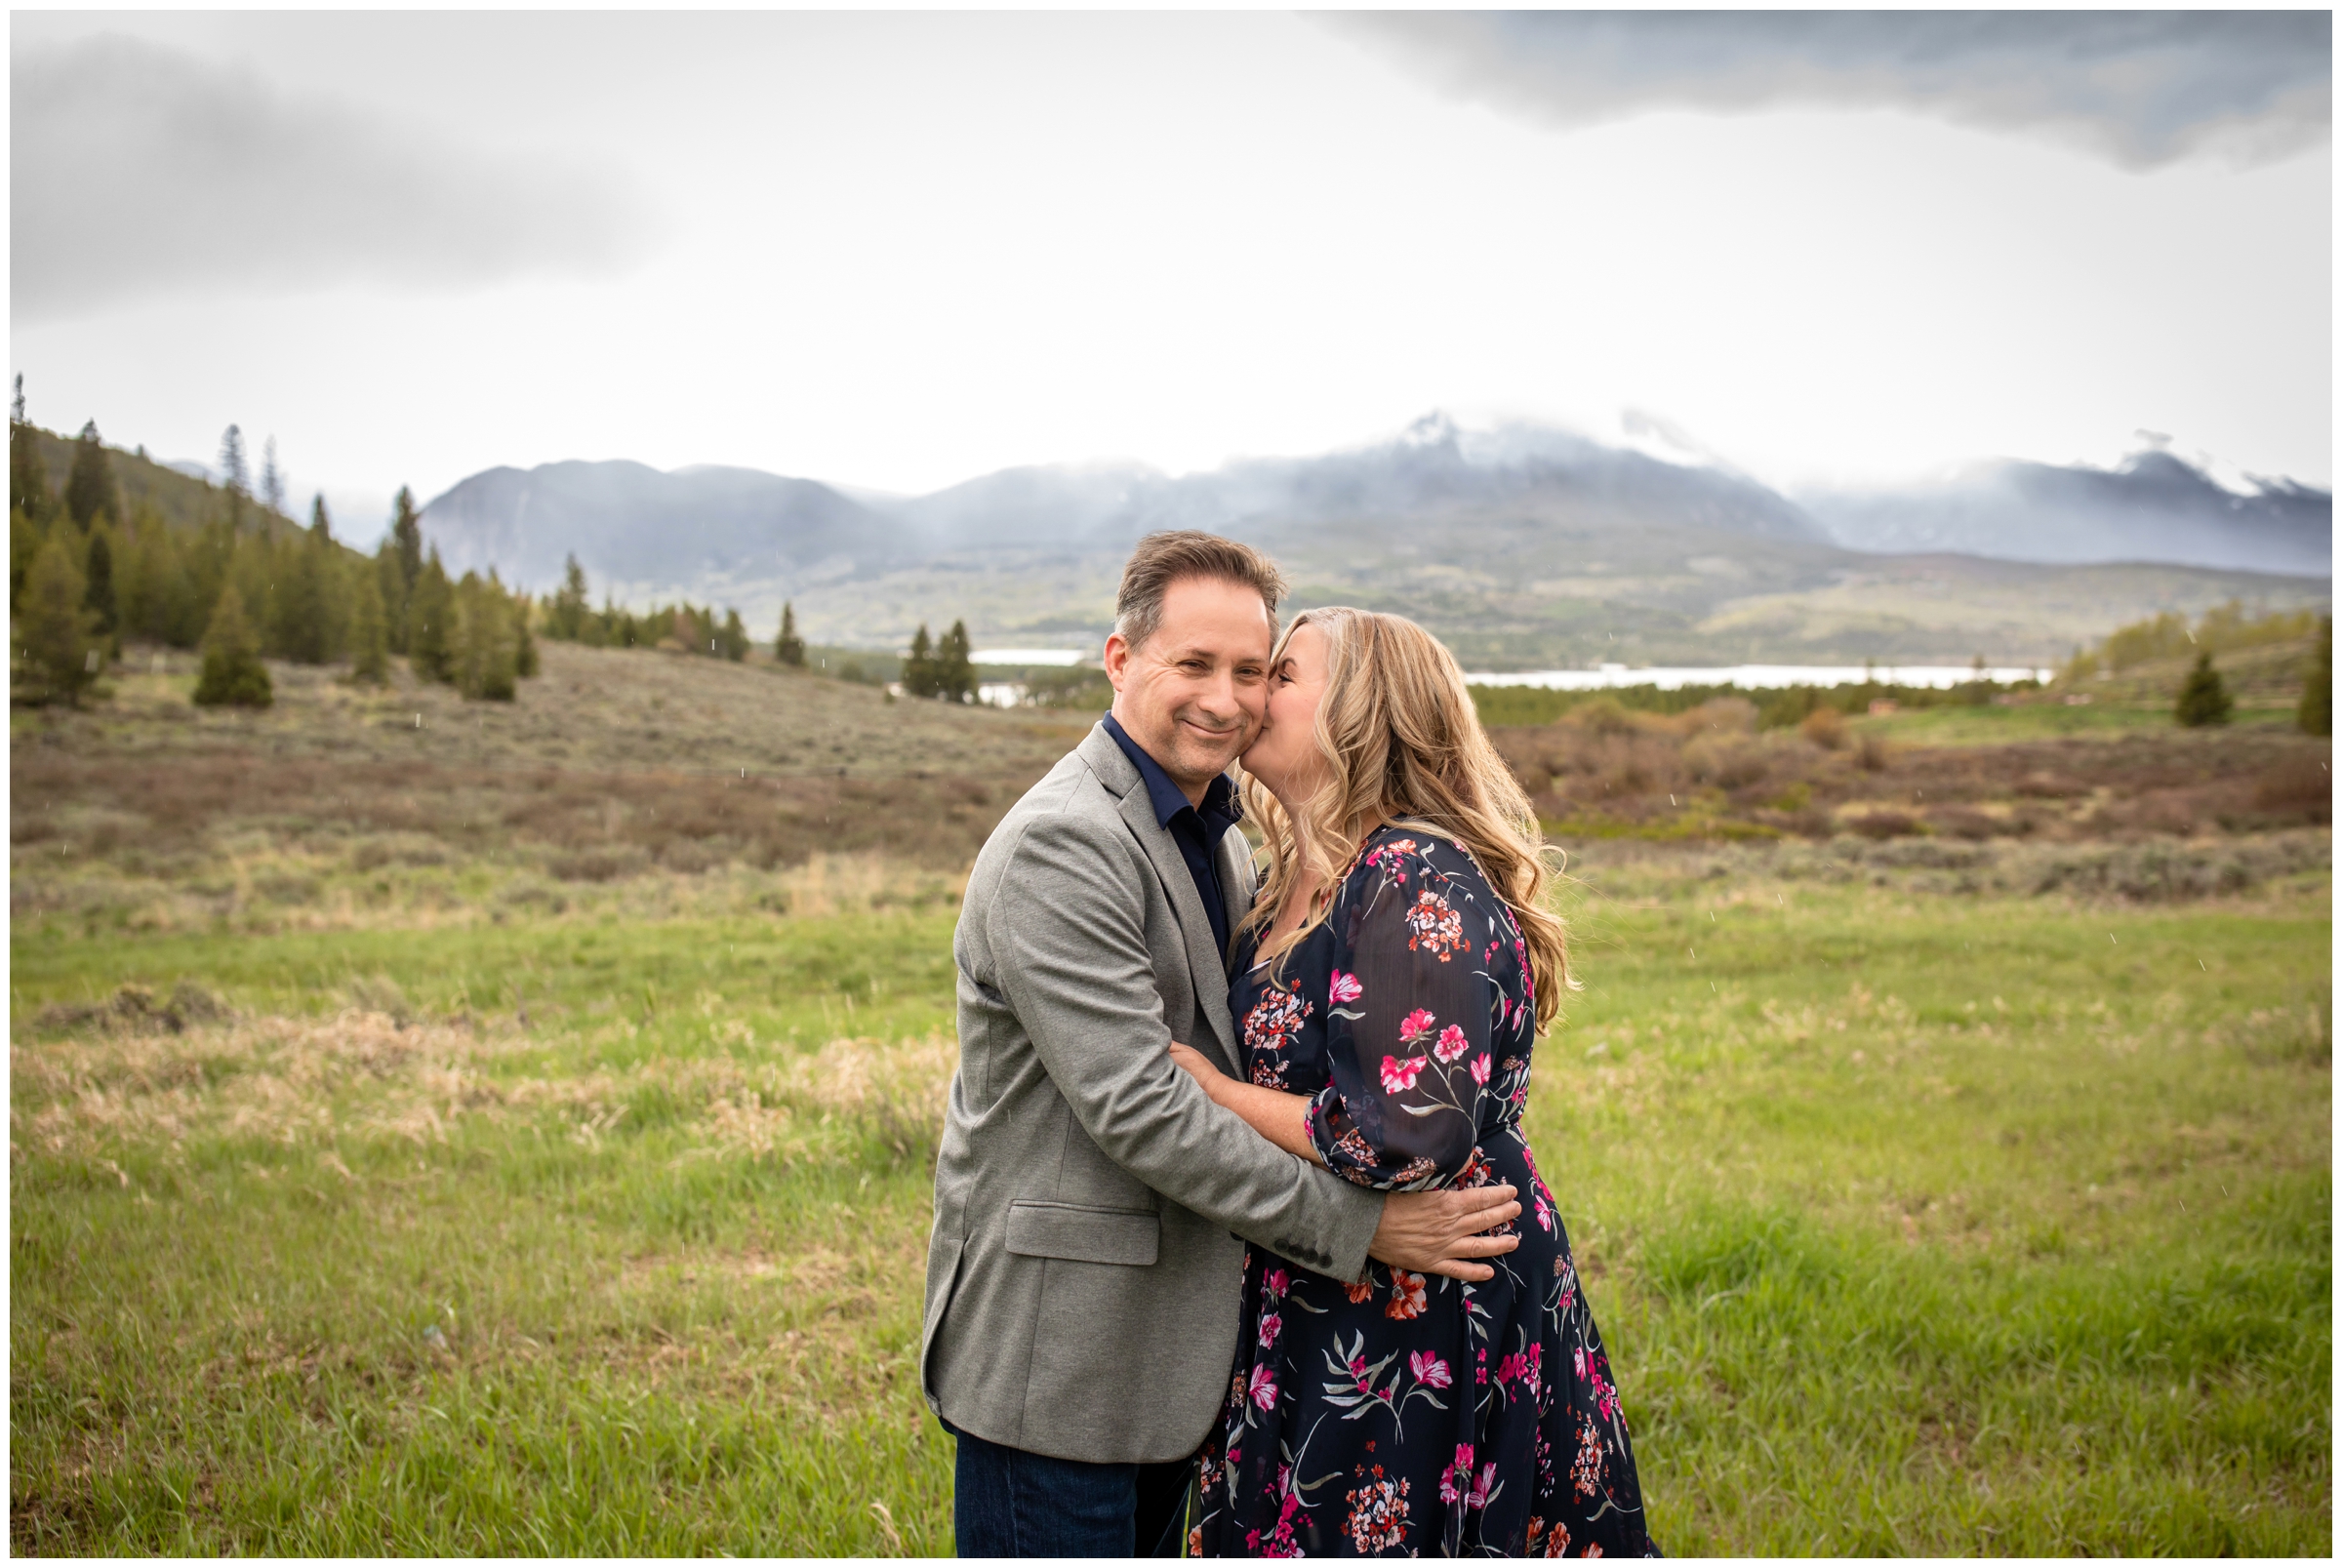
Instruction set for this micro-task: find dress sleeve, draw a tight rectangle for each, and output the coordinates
[1307,840,1494,1189]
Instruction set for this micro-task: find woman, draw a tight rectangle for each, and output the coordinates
[1169,608,1657,1558]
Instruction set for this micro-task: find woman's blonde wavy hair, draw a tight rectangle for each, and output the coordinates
[1235,607,1574,1031]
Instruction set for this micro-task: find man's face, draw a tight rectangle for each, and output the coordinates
[1104,576,1274,804]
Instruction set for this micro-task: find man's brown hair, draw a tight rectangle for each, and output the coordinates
[1112,531,1285,652]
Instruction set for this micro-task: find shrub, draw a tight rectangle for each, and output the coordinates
[192,583,271,708]
[2174,652,2232,728]
[1567,696,1642,737]
[1683,734,1768,789]
[2299,617,2330,738]
[1799,707,1847,750]
[13,533,101,706]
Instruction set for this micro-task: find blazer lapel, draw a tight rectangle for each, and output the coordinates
[1116,784,1245,1076]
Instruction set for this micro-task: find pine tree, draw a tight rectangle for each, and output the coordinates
[13,534,99,705]
[941,619,977,703]
[227,528,276,653]
[407,548,455,683]
[376,546,409,654]
[10,510,35,618]
[2299,616,2332,738]
[309,494,334,543]
[193,583,272,707]
[347,564,389,684]
[719,608,749,662]
[776,601,806,667]
[2173,651,2232,728]
[181,510,234,649]
[905,623,936,698]
[548,554,590,641]
[512,593,540,678]
[118,507,184,647]
[11,380,54,525]
[274,522,334,663]
[385,487,424,646]
[218,425,248,497]
[83,519,118,638]
[450,571,518,700]
[261,436,285,516]
[64,421,116,531]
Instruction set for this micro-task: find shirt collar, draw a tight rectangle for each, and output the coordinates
[1101,713,1243,831]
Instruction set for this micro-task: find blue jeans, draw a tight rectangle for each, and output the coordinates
[947,1421,1191,1557]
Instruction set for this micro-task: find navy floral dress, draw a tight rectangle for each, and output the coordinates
[1195,826,1657,1558]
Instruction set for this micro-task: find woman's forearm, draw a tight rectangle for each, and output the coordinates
[1205,1077,1324,1166]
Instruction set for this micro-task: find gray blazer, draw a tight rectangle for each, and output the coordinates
[920,723,1386,1465]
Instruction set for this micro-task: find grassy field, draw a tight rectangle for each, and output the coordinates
[11,646,2333,1554]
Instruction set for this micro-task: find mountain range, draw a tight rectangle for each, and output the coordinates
[414,414,2330,667]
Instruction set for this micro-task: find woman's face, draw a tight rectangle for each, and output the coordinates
[1242,622,1331,802]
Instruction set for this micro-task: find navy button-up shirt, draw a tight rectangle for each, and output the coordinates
[1101,713,1244,963]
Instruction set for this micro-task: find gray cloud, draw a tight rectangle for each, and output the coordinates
[1339,11,2331,168]
[12,33,657,321]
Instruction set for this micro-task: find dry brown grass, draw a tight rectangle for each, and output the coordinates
[1491,698,2332,842]
[12,640,1093,933]
[11,1007,954,1176]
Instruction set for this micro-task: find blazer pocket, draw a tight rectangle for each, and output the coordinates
[1004,1200,1160,1266]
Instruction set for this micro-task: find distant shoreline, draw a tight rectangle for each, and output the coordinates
[1464,664,2045,692]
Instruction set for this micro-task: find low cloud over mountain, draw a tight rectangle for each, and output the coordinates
[1803,451,2331,576]
[414,415,2327,663]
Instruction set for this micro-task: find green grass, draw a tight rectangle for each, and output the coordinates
[12,870,2330,1553]
[1854,699,2302,746]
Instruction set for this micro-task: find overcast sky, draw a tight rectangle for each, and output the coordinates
[12,10,2332,536]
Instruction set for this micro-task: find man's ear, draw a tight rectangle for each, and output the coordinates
[1102,632,1131,693]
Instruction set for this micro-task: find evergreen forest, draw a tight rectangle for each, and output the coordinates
[9,392,538,708]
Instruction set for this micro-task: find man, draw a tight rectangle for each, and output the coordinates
[922,532,1522,1555]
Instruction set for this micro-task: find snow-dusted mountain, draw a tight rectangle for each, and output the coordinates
[1804,449,2330,576]
[409,415,2328,663]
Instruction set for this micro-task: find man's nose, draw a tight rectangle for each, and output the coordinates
[1194,663,1238,718]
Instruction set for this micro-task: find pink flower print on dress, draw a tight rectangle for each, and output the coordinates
[1438,1444,1474,1505]
[1265,1267,1291,1301]
[1380,1055,1428,1093]
[1591,1366,1619,1421]
[1468,1463,1498,1510]
[1398,1008,1437,1043]
[1258,1311,1282,1348]
[1248,1364,1278,1410]
[1409,1349,1452,1388]
[1470,1053,1493,1087]
[1433,1024,1470,1064]
[1329,969,1363,1007]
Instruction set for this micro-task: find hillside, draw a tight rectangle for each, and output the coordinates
[22,423,297,533]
